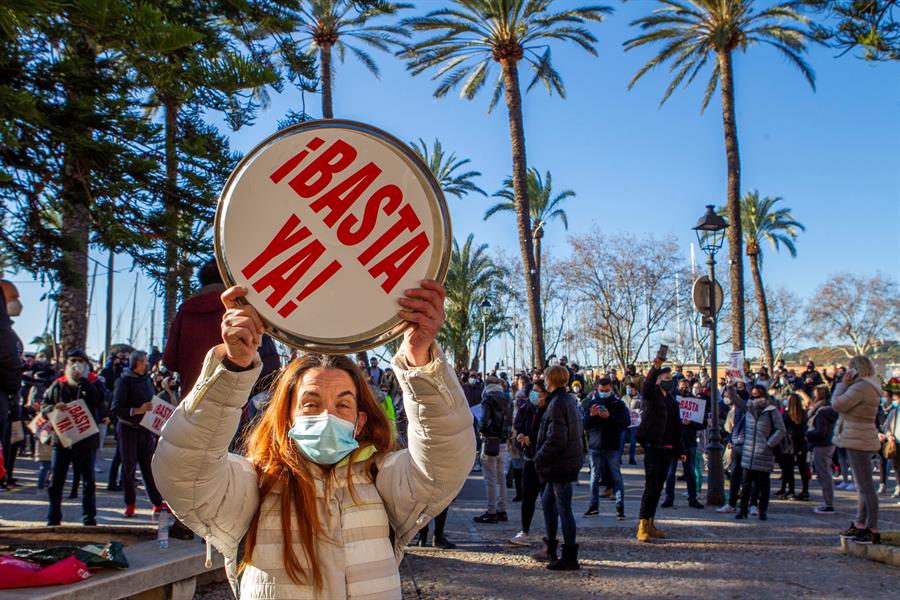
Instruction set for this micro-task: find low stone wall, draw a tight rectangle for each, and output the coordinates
[840,537,900,568]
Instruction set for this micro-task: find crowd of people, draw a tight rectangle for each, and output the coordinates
[1,269,899,584]
[453,354,900,566]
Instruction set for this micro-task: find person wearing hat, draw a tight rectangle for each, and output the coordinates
[635,356,685,542]
[474,374,513,523]
[41,349,106,526]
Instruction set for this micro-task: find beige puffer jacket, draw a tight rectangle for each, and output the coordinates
[151,344,474,600]
[831,376,881,452]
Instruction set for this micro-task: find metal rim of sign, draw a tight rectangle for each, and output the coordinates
[214,119,452,354]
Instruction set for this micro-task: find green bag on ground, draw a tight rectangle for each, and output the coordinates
[13,542,129,570]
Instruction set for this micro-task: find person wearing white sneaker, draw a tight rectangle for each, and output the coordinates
[716,504,735,514]
[510,531,530,546]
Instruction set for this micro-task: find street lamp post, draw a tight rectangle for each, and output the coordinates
[693,204,729,507]
[480,297,492,377]
[511,320,518,374]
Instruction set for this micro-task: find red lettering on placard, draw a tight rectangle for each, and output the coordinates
[310,162,382,227]
[241,215,312,280]
[368,231,430,293]
[289,140,357,199]
[252,237,329,308]
[152,416,164,430]
[336,185,402,246]
[357,204,422,266]
[57,417,73,433]
[270,137,325,184]
[277,259,343,318]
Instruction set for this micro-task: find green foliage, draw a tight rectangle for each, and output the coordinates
[486,168,573,234]
[806,0,899,61]
[439,234,509,370]
[401,0,612,112]
[720,191,805,266]
[410,138,486,199]
[625,0,816,111]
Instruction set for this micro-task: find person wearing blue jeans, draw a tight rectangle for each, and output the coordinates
[582,378,630,519]
[662,381,706,509]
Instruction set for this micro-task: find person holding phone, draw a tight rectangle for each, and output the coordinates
[635,348,685,543]
[832,356,883,544]
[582,378,630,520]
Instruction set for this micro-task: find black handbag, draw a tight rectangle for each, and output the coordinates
[483,436,501,457]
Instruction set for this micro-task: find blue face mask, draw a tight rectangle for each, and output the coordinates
[597,391,612,399]
[288,413,359,465]
[529,391,541,405]
[893,400,899,408]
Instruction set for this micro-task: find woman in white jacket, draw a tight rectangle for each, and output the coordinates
[152,281,474,599]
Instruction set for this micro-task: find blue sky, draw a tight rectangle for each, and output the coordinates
[8,0,900,361]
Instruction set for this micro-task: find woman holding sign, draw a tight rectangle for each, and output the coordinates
[153,280,474,599]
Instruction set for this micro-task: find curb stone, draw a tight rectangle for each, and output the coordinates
[840,537,900,567]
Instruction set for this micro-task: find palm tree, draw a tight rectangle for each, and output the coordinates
[721,191,804,372]
[439,234,505,370]
[410,138,486,199]
[625,0,815,353]
[401,0,611,367]
[486,168,573,289]
[290,0,412,118]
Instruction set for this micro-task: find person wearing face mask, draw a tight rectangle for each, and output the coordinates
[112,351,165,518]
[877,388,900,501]
[774,393,810,501]
[510,381,548,549]
[635,356,685,542]
[582,378,629,520]
[725,384,786,521]
[473,375,513,524]
[152,281,474,599]
[806,385,839,514]
[0,281,23,490]
[662,380,706,510]
[623,383,641,465]
[41,349,105,526]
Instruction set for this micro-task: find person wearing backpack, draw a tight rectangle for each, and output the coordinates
[775,392,809,501]
[807,385,839,514]
[726,384,786,521]
[473,376,513,524]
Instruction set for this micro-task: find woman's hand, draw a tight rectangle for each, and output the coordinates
[219,286,265,368]
[398,280,446,367]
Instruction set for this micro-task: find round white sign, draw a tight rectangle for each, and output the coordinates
[215,120,451,353]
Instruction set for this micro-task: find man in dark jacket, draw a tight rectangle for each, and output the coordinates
[662,379,707,509]
[636,357,685,542]
[0,285,23,489]
[534,366,584,570]
[582,377,629,519]
[111,351,164,517]
[42,349,104,526]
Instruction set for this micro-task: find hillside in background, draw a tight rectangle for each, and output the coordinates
[783,341,900,366]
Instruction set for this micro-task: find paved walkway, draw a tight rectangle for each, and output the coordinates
[0,445,160,528]
[400,460,900,600]
[3,447,898,599]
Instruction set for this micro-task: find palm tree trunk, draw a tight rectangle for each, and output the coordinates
[749,254,774,373]
[533,230,542,294]
[58,34,94,356]
[501,58,545,368]
[320,44,334,119]
[163,97,180,340]
[718,49,745,353]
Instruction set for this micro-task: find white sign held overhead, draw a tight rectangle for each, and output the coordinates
[215,120,451,353]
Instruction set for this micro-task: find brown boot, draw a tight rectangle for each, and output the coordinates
[637,519,652,543]
[648,518,665,539]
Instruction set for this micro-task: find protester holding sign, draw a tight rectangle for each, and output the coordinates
[152,280,474,599]
[111,351,165,519]
[41,349,105,526]
[662,380,707,510]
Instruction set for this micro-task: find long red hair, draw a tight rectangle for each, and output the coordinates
[239,354,394,588]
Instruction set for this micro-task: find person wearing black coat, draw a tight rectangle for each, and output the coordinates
[776,392,810,500]
[806,386,839,512]
[534,366,584,570]
[509,381,548,548]
[636,358,685,542]
[0,289,23,490]
[582,378,629,519]
[662,379,707,509]
[111,351,164,517]
[41,349,105,526]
